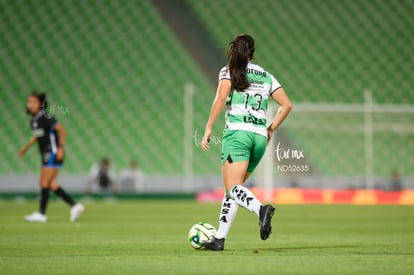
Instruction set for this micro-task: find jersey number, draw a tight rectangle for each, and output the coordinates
[244,94,263,111]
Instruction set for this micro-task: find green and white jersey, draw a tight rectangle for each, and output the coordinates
[219,62,282,137]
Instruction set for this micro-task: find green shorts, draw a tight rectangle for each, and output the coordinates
[221,130,268,173]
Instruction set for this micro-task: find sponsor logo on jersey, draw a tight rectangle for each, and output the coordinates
[33,128,45,137]
[246,68,267,77]
[243,115,266,125]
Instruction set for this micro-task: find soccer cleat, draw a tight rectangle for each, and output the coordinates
[201,237,225,251]
[70,203,85,222]
[259,204,275,240]
[25,212,47,223]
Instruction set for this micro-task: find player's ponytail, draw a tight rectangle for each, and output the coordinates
[37,93,48,110]
[227,34,255,91]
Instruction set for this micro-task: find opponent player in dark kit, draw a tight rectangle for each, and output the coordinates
[18,92,84,222]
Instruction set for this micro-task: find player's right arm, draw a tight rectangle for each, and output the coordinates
[17,136,37,157]
[201,79,232,150]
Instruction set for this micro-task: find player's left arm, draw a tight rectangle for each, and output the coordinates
[201,79,232,150]
[17,136,37,158]
[54,123,66,160]
[267,87,292,143]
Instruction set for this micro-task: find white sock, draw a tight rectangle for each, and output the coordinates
[215,196,238,239]
[229,184,262,217]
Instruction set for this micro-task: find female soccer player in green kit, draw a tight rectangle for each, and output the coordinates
[201,34,292,250]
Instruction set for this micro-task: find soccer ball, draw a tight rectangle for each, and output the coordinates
[188,222,216,249]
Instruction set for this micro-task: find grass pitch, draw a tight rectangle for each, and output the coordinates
[0,200,413,274]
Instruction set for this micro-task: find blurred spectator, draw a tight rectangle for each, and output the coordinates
[388,170,403,191]
[119,160,145,192]
[86,157,117,194]
[374,181,385,191]
[244,178,255,188]
[289,179,299,188]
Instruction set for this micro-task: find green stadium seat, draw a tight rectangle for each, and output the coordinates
[187,0,413,177]
[0,0,218,175]
[1,0,412,180]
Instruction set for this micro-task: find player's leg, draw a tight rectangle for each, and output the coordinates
[203,131,262,250]
[214,196,238,239]
[25,167,54,222]
[223,160,262,216]
[201,131,245,250]
[201,160,247,250]
[49,169,75,207]
[244,172,251,182]
[223,132,275,240]
[202,163,244,251]
[49,169,84,222]
[204,160,264,250]
[203,195,238,251]
[220,131,264,215]
[247,133,275,240]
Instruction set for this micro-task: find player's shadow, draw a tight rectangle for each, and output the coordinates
[263,245,357,252]
[234,245,358,253]
[255,246,414,256]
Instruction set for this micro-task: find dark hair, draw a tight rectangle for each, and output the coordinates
[101,157,110,165]
[227,34,255,91]
[27,92,48,114]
